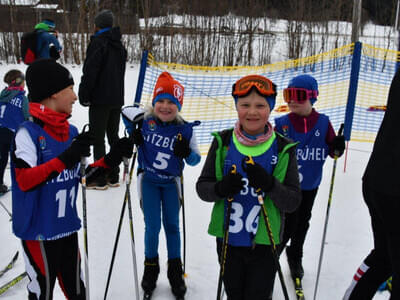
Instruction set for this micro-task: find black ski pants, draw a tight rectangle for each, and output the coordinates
[88,105,121,161]
[345,181,400,300]
[22,233,86,300]
[281,188,318,260]
[217,239,276,300]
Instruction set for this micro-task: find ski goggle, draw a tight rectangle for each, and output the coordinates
[232,75,276,98]
[283,88,318,103]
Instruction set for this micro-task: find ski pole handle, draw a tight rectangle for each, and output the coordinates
[338,123,344,136]
[243,156,264,204]
[122,157,129,184]
[334,123,345,159]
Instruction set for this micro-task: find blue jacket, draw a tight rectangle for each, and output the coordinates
[36,30,62,59]
[0,88,29,132]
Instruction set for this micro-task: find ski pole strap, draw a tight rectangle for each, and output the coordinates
[227,165,237,203]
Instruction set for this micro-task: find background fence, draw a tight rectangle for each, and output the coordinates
[134,42,396,154]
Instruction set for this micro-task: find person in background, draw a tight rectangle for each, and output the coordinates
[0,69,30,194]
[274,74,345,281]
[343,69,400,300]
[35,19,62,60]
[122,72,201,299]
[196,74,301,300]
[78,9,127,189]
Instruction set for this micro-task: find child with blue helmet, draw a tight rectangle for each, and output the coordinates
[274,74,345,280]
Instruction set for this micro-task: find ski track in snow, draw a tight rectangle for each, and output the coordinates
[0,64,391,299]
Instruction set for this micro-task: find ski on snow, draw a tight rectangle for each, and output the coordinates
[0,272,27,296]
[143,292,184,300]
[293,277,305,300]
[0,251,19,278]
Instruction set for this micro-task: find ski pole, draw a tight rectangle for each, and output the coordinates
[79,124,90,300]
[244,156,290,300]
[313,123,344,300]
[180,172,187,276]
[177,133,187,276]
[124,155,140,300]
[104,147,139,300]
[0,251,19,278]
[0,199,11,221]
[216,165,237,300]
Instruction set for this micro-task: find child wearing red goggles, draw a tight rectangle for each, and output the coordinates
[283,87,318,103]
[274,74,345,283]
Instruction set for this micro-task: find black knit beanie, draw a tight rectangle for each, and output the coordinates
[95,10,114,29]
[26,59,74,103]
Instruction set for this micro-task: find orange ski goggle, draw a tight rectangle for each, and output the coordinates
[232,75,276,98]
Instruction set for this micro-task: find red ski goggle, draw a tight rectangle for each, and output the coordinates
[232,75,276,98]
[283,88,318,103]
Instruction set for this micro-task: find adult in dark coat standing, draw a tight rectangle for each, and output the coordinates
[343,69,400,300]
[78,9,127,189]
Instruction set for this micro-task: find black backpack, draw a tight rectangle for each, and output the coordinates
[20,31,38,65]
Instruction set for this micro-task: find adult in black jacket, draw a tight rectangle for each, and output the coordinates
[78,9,127,189]
[343,69,400,299]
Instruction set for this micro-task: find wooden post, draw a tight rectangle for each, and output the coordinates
[351,0,362,43]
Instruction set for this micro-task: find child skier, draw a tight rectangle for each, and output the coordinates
[196,74,301,300]
[0,69,30,194]
[122,72,201,299]
[11,59,133,300]
[274,74,345,280]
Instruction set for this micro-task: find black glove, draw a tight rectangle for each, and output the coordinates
[332,135,345,157]
[58,132,92,169]
[244,162,274,192]
[132,128,144,146]
[173,136,191,158]
[49,45,60,60]
[104,137,134,168]
[215,172,244,198]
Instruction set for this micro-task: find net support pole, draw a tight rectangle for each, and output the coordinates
[343,41,362,142]
[133,50,149,105]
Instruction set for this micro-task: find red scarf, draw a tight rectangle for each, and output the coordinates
[6,86,25,92]
[29,103,70,142]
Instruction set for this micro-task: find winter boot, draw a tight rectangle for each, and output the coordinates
[0,184,9,194]
[141,257,160,294]
[167,258,187,298]
[286,247,304,279]
[86,173,108,190]
[107,167,120,187]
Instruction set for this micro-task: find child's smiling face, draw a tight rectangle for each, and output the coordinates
[236,90,270,136]
[154,98,178,122]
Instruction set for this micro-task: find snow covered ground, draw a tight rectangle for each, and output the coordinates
[0,64,391,299]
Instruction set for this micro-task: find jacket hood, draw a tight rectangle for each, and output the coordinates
[0,88,24,103]
[94,27,123,48]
